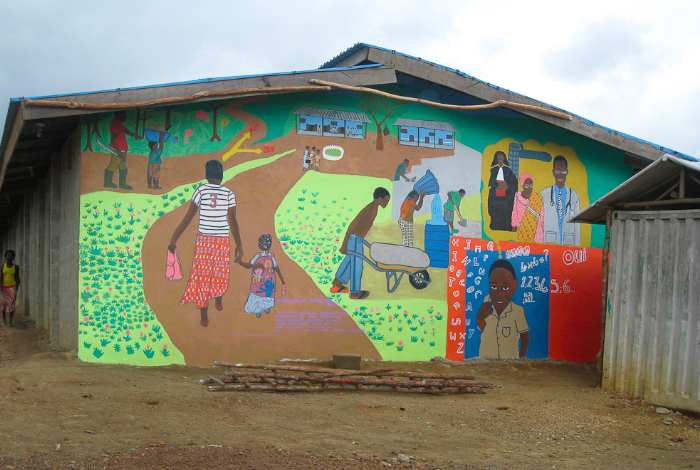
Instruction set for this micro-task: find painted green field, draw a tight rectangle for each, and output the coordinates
[78,150,294,365]
[274,171,446,360]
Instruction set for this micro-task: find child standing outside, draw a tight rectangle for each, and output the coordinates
[314,148,322,172]
[237,234,286,318]
[1,250,20,327]
[303,146,310,171]
[475,259,529,358]
[147,132,164,190]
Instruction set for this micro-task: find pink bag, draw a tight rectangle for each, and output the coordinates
[166,249,183,281]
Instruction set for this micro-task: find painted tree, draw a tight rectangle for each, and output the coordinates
[358,94,408,151]
[164,105,183,131]
[82,115,102,151]
[209,103,225,142]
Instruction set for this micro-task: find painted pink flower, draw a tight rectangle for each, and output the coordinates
[398,341,404,346]
[147,218,151,223]
[436,312,441,316]
[430,306,434,310]
[132,275,136,279]
[388,316,393,320]
[129,202,133,206]
[355,307,359,311]
[145,345,151,350]
[105,324,110,329]
[140,332,144,337]
[109,287,113,291]
[104,247,109,252]
[144,323,148,328]
[130,212,135,217]
[403,310,407,314]
[83,316,89,322]
[85,286,90,291]
[163,344,168,349]
[137,211,141,215]
[138,257,142,261]
[116,209,120,213]
[432,328,436,332]
[430,315,433,319]
[125,330,130,335]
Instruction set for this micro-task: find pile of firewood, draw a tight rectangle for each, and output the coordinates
[199,362,495,395]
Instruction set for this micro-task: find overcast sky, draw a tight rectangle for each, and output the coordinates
[2,0,699,157]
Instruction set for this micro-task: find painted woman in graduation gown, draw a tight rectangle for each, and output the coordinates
[487,151,518,231]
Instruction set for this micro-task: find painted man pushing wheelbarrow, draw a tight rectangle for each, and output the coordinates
[330,187,390,300]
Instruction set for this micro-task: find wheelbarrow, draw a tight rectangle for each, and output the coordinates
[346,239,431,293]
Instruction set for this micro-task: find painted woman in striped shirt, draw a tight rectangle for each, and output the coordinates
[168,160,243,327]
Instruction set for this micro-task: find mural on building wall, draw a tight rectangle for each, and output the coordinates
[77,88,609,367]
[481,139,591,247]
[446,238,603,362]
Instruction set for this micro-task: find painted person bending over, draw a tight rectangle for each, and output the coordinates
[168,160,243,327]
[330,187,391,300]
[1,250,20,327]
[476,259,529,359]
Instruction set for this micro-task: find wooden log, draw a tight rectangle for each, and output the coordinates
[213,372,494,389]
[24,85,332,110]
[208,383,486,394]
[376,371,475,380]
[309,79,573,121]
[215,362,392,375]
[215,362,476,380]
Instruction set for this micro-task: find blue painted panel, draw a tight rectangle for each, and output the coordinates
[399,126,419,143]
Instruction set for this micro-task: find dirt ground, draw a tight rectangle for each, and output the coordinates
[2,316,700,469]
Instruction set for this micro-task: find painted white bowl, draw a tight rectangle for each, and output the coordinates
[322,145,344,161]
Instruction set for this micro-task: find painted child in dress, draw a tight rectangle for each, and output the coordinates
[476,259,529,358]
[237,234,287,318]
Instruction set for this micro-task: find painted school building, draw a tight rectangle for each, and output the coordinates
[0,43,693,367]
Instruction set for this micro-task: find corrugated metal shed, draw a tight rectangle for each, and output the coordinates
[293,107,371,123]
[573,155,700,411]
[393,118,456,132]
[605,209,700,411]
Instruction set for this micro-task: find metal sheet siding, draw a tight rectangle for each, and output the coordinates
[604,210,700,411]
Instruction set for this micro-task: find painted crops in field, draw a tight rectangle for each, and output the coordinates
[79,150,294,365]
[274,171,446,360]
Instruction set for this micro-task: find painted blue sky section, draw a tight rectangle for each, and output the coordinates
[321,43,697,161]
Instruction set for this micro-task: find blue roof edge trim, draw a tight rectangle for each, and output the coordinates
[321,43,696,162]
[8,63,384,103]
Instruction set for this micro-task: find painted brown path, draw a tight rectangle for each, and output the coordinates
[142,142,381,366]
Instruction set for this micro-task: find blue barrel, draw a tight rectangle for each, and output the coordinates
[424,224,450,268]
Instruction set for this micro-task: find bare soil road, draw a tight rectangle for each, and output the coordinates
[1,316,699,469]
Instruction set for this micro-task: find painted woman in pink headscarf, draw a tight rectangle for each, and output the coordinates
[511,173,544,243]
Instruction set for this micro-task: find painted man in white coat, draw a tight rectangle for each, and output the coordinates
[540,155,580,246]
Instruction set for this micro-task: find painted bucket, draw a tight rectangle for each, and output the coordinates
[413,170,439,195]
[144,129,172,143]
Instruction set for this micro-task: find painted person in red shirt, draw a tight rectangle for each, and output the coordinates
[104,111,142,190]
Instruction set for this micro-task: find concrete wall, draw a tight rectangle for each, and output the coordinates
[0,127,81,350]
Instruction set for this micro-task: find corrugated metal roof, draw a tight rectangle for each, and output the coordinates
[394,118,455,132]
[571,154,700,224]
[293,107,371,123]
[320,43,695,162]
[8,63,384,103]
